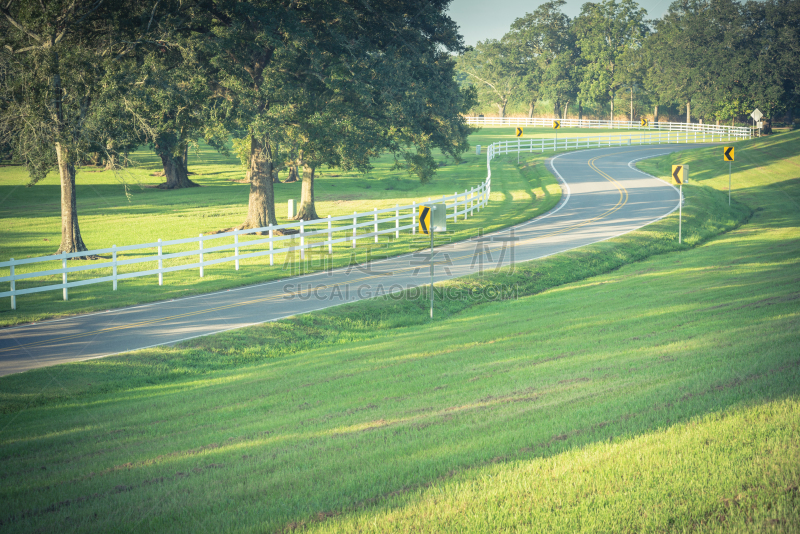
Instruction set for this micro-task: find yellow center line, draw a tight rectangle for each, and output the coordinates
[3,151,637,354]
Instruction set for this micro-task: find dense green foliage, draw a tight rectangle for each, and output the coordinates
[1,1,474,249]
[458,0,800,125]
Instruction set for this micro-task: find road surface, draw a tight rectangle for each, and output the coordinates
[0,145,697,376]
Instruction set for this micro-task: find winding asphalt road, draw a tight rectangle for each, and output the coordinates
[0,144,699,376]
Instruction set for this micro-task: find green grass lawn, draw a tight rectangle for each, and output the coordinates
[0,131,797,532]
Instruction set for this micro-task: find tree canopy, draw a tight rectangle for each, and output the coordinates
[456,0,800,126]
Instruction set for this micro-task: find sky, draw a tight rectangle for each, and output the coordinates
[447,0,676,47]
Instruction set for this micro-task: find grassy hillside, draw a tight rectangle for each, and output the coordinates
[0,131,797,532]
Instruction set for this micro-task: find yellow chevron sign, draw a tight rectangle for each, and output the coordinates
[515,127,523,137]
[419,205,431,234]
[641,118,648,127]
[671,165,689,185]
[723,146,734,161]
[553,120,561,130]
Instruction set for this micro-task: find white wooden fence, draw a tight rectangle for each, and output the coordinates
[1,180,490,309]
[465,116,752,139]
[484,128,746,156]
[0,122,749,310]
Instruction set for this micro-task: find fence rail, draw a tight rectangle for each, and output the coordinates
[1,123,747,310]
[465,116,752,138]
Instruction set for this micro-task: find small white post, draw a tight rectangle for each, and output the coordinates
[395,204,400,238]
[454,191,458,221]
[300,219,305,261]
[412,202,416,235]
[233,234,239,271]
[373,208,378,243]
[353,211,357,248]
[62,252,68,301]
[269,226,274,266]
[199,234,204,278]
[10,259,15,310]
[328,215,333,254]
[112,245,118,290]
[541,139,544,153]
[464,189,468,219]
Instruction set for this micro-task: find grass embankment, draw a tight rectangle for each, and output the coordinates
[1,132,797,531]
[0,127,560,326]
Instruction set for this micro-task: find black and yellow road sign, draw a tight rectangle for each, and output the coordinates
[641,118,648,127]
[419,205,431,234]
[418,204,446,234]
[671,165,689,185]
[553,120,561,130]
[723,146,734,162]
[515,127,523,137]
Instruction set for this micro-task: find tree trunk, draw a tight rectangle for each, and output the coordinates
[55,143,89,254]
[294,164,319,221]
[156,139,198,189]
[686,101,691,124]
[272,167,282,183]
[104,140,118,170]
[158,151,198,189]
[563,100,570,120]
[497,101,506,119]
[610,98,614,123]
[553,100,561,120]
[285,164,299,182]
[51,64,89,255]
[578,100,583,120]
[180,143,189,175]
[527,101,535,119]
[240,136,278,230]
[654,105,659,123]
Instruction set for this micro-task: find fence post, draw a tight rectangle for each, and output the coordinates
[158,239,163,284]
[269,226,274,266]
[471,187,475,216]
[9,259,15,310]
[300,219,305,261]
[353,211,357,248]
[463,189,468,219]
[395,204,399,238]
[328,215,333,254]
[199,234,204,278]
[373,208,378,243]
[234,233,239,271]
[454,192,458,221]
[62,252,68,301]
[412,202,416,235]
[112,245,118,290]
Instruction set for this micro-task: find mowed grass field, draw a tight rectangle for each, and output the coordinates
[0,127,564,326]
[1,130,798,532]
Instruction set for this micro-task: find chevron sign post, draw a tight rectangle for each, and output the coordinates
[672,165,689,243]
[419,204,446,318]
[724,147,734,205]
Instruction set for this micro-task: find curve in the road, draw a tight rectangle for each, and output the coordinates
[0,144,701,376]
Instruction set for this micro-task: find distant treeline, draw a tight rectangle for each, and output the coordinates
[456,0,799,127]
